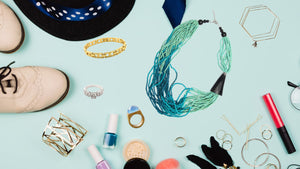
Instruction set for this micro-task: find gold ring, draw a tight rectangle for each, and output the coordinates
[127,106,145,128]
[84,37,126,58]
[262,129,273,140]
[174,137,186,148]
[223,133,233,142]
[216,129,226,140]
[222,140,233,151]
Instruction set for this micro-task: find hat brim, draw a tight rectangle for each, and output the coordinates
[14,0,135,41]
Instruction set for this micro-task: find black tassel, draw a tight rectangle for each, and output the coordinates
[210,73,226,96]
[187,155,217,169]
[186,137,238,169]
[201,137,234,167]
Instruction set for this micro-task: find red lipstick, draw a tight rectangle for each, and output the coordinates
[262,93,296,154]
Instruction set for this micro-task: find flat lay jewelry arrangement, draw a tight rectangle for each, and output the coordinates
[1,0,299,168]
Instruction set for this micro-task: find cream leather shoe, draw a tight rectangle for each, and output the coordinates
[0,62,69,113]
[0,1,25,53]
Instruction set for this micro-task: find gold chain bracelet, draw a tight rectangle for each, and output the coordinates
[84,37,127,58]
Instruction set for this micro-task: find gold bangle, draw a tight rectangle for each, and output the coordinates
[83,37,127,58]
[266,163,278,169]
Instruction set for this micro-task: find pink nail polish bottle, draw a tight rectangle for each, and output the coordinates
[88,145,111,169]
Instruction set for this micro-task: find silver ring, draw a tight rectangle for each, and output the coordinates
[262,129,273,140]
[84,85,104,99]
[223,133,233,142]
[222,140,233,151]
[216,130,226,140]
[174,137,186,148]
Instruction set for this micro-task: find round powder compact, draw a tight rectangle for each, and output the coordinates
[156,158,180,169]
[124,158,151,169]
[123,139,150,161]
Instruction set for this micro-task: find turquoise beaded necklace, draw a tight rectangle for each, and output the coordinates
[146,19,232,117]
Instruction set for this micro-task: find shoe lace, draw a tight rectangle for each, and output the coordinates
[0,61,18,94]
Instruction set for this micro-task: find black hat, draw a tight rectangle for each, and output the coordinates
[14,0,135,41]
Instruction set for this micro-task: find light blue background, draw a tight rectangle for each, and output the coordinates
[1,0,300,168]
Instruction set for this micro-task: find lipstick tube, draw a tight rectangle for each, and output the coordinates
[262,93,296,154]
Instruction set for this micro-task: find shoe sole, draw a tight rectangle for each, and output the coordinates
[0,7,25,54]
[35,70,70,112]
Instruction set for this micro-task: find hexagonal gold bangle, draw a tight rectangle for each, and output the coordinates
[239,5,280,47]
[84,37,127,58]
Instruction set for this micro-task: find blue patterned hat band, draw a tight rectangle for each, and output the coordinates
[30,0,112,21]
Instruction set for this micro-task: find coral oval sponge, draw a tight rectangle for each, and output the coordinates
[156,159,180,169]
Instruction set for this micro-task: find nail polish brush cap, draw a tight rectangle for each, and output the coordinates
[88,145,104,164]
[107,114,119,134]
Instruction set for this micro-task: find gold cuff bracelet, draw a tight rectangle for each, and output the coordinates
[42,113,88,157]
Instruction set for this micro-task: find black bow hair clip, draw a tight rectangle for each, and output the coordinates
[187,136,240,169]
